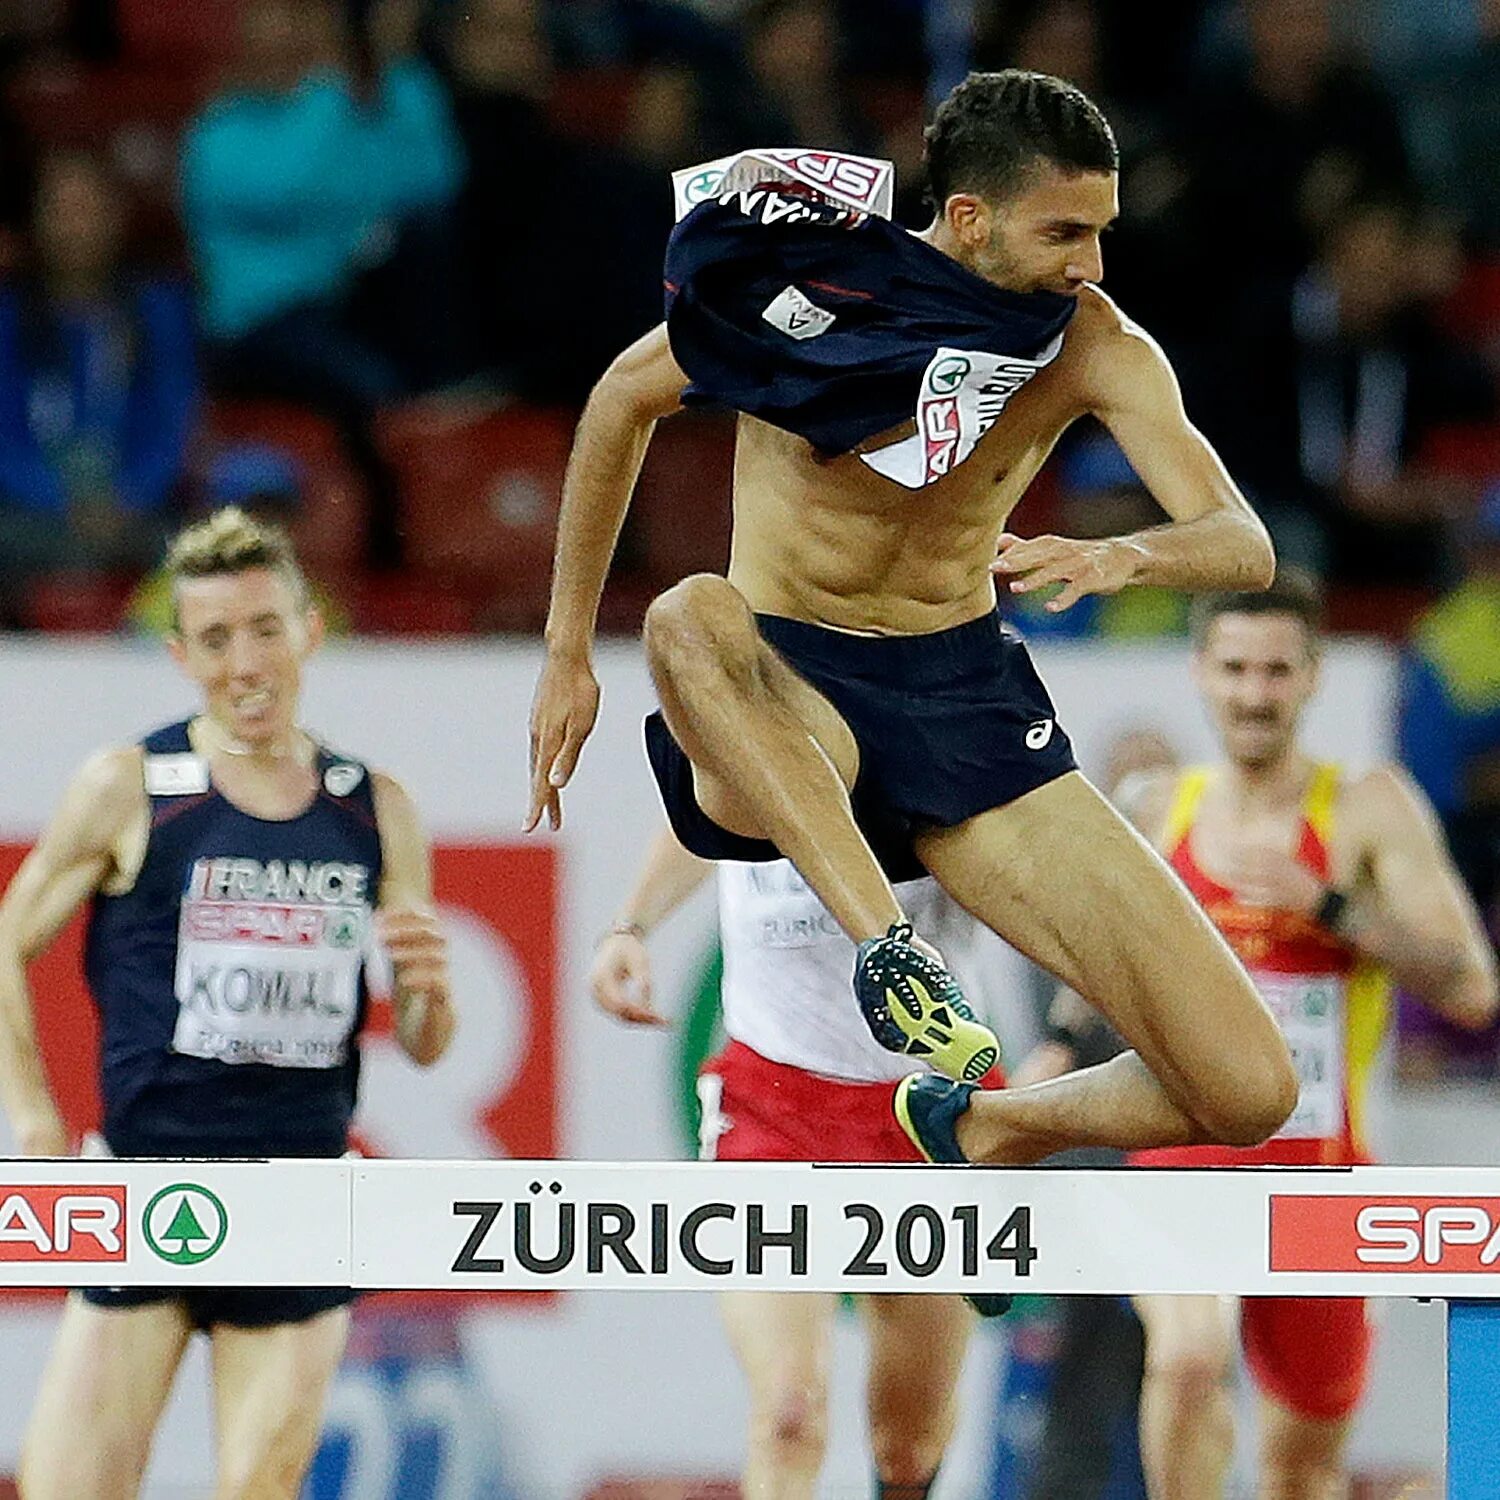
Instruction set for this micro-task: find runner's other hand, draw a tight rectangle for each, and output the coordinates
[992,532,1140,612]
[591,931,669,1027]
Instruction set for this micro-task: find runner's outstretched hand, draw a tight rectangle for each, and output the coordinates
[526,652,600,832]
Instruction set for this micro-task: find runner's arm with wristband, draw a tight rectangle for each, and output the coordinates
[997,294,1275,611]
[591,826,713,1028]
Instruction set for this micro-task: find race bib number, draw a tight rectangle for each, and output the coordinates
[1255,973,1346,1140]
[171,858,371,1069]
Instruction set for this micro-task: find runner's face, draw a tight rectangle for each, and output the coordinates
[1193,613,1319,770]
[965,166,1117,294]
[170,568,321,747]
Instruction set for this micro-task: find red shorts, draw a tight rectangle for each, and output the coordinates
[1239,1295,1373,1421]
[697,1040,927,1163]
[1130,1141,1372,1418]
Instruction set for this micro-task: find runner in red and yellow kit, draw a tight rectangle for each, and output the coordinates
[1134,758,1388,1172]
[1116,572,1496,1500]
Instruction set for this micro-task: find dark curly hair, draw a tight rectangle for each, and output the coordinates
[924,70,1117,210]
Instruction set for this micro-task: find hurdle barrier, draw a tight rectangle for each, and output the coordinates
[1,1160,1494,1495]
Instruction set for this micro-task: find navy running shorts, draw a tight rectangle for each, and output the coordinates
[645,605,1076,879]
[79,1283,356,1329]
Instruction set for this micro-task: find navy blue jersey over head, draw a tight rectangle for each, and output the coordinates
[84,721,383,1158]
[663,188,1076,466]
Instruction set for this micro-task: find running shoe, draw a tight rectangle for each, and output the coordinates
[854,923,999,1082]
[893,1072,977,1164]
[893,1075,1011,1317]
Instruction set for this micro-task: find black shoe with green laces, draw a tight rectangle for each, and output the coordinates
[892,1074,1011,1317]
[854,923,999,1082]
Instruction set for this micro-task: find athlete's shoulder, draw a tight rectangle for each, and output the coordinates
[600,323,688,418]
[1068,285,1155,346]
[369,769,424,838]
[1338,762,1441,844]
[76,744,148,805]
[1067,286,1174,404]
[367,766,407,800]
[52,744,147,847]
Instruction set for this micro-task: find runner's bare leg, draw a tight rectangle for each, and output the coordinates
[916,775,1298,1156]
[645,573,902,941]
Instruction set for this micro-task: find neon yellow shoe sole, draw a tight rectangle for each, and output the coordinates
[855,923,999,1082]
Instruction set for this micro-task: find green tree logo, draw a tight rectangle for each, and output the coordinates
[928,356,971,395]
[327,911,362,949]
[685,168,725,203]
[143,1184,229,1265]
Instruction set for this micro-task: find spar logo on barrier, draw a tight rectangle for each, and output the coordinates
[1270,1195,1500,1273]
[447,1178,1037,1283]
[0,1185,126,1261]
[143,1183,229,1266]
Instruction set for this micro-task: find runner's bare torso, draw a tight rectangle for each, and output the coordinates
[719,285,1251,633]
[731,391,1060,632]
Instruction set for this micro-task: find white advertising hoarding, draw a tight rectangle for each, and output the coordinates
[0,634,1439,1498]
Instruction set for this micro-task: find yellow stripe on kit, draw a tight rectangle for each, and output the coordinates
[1163,768,1211,850]
[1303,762,1341,846]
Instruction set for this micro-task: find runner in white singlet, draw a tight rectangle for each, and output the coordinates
[592,830,1005,1500]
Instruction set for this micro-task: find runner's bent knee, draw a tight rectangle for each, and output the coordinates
[1193,1007,1299,1146]
[869,1412,950,1486]
[643,574,758,678]
[871,1434,945,1487]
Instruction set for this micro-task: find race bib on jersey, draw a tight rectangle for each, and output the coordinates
[1254,972,1346,1140]
[170,856,372,1069]
[860,339,1065,489]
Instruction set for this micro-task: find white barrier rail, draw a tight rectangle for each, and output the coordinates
[4,1159,1499,1493]
[0,1159,1497,1297]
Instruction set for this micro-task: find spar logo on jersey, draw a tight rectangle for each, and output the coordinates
[0,1186,127,1261]
[771,149,886,210]
[181,858,372,949]
[863,337,1067,489]
[927,355,971,396]
[672,148,894,222]
[682,166,725,204]
[1270,1195,1500,1273]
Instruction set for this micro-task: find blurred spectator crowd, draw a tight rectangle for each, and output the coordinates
[1,0,1499,621]
[0,0,1495,1063]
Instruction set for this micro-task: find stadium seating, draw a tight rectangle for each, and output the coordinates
[204,400,368,576]
[19,572,135,634]
[549,69,643,145]
[116,0,242,68]
[377,403,574,633]
[631,412,735,588]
